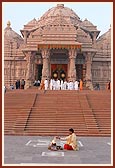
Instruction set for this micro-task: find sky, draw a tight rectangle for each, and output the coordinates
[2,2,112,37]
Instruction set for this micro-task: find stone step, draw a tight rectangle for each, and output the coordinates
[4,90,111,136]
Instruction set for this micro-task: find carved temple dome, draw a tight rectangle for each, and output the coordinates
[4,21,24,53]
[41,4,80,19]
[39,4,81,25]
[22,4,81,31]
[4,21,23,42]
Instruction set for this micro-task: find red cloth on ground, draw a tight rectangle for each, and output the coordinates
[64,144,73,150]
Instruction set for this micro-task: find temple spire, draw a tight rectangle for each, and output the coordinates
[7,21,11,27]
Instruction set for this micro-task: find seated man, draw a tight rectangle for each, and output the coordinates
[48,128,79,151]
[33,80,37,86]
[56,128,79,151]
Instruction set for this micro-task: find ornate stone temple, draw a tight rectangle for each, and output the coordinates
[4,4,111,89]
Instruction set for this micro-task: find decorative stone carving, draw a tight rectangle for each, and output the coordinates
[68,49,77,81]
[41,49,50,80]
[42,49,50,59]
[84,52,93,89]
[25,51,34,89]
[69,49,76,59]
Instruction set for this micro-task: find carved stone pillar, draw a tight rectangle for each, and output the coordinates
[41,49,50,80]
[68,49,77,81]
[30,52,36,82]
[85,52,93,89]
[25,52,33,89]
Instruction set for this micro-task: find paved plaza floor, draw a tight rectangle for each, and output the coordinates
[3,136,112,166]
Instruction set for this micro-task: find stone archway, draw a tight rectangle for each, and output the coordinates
[50,49,68,80]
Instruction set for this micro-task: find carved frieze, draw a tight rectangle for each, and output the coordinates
[68,49,77,59]
[42,49,50,59]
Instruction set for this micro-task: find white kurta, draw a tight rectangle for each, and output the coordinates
[57,80,61,90]
[69,82,74,90]
[60,80,64,90]
[44,79,48,90]
[67,82,70,90]
[50,79,53,90]
[74,81,79,90]
[53,79,56,90]
[64,81,67,90]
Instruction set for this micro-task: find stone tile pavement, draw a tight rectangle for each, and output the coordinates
[3,136,112,166]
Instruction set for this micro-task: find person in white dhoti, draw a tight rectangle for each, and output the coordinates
[54,79,57,90]
[44,79,49,90]
[50,78,53,90]
[67,81,70,90]
[53,79,56,90]
[57,79,61,90]
[64,80,67,90]
[69,81,74,90]
[74,80,79,90]
[60,80,64,90]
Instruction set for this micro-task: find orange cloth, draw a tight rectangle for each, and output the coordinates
[40,80,45,90]
[80,80,83,90]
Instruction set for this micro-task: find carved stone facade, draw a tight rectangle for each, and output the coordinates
[4,4,111,89]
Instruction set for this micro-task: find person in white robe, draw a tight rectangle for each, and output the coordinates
[50,79,53,90]
[44,79,49,90]
[57,79,61,90]
[55,79,58,90]
[64,80,67,90]
[74,80,79,90]
[53,79,56,90]
[60,80,64,90]
[67,81,70,90]
[69,81,74,90]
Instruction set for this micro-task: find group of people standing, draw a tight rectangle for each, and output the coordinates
[15,79,25,89]
[4,79,25,93]
[33,80,40,87]
[40,78,83,91]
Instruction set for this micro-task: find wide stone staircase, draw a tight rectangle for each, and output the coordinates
[4,89,111,136]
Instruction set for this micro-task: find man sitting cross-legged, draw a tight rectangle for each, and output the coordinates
[48,128,79,151]
[56,128,79,151]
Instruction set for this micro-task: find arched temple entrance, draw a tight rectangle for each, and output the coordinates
[50,48,68,80]
[33,46,88,84]
[34,50,86,82]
